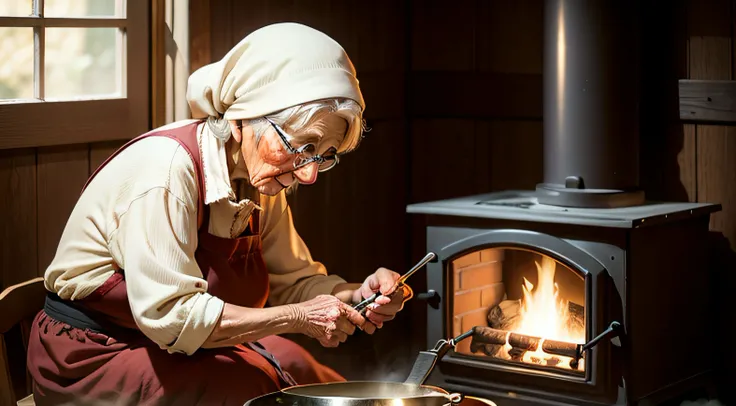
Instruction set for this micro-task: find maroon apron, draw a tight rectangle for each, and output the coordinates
[27,122,344,406]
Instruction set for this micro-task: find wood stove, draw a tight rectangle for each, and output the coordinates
[407,1,722,404]
[409,193,719,405]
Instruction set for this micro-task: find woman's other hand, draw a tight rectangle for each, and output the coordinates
[352,267,414,331]
[293,294,367,348]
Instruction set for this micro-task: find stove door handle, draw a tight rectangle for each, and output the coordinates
[582,321,622,351]
[568,321,622,370]
[575,321,622,360]
[416,289,441,309]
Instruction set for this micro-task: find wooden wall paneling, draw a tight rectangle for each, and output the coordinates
[689,37,732,81]
[36,146,89,275]
[679,80,736,123]
[472,122,492,195]
[639,0,692,202]
[89,141,126,176]
[678,124,698,202]
[409,0,479,201]
[350,0,407,122]
[689,36,733,240]
[352,0,407,74]
[0,333,16,406]
[320,172,355,278]
[189,0,211,73]
[151,0,166,129]
[345,120,409,287]
[408,72,543,120]
[229,0,267,45]
[475,0,544,75]
[349,120,409,287]
[686,0,733,39]
[0,149,37,290]
[410,119,480,203]
[301,1,357,56]
[358,73,405,122]
[410,0,476,71]
[481,120,544,192]
[687,0,736,401]
[352,0,415,370]
[229,0,296,50]
[698,125,736,246]
[209,0,233,61]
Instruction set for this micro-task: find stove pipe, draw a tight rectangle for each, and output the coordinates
[536,0,644,208]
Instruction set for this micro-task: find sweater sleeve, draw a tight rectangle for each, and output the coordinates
[107,157,224,356]
[260,192,347,306]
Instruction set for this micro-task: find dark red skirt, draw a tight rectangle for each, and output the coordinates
[27,311,344,406]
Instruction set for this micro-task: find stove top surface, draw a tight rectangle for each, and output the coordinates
[406,190,721,228]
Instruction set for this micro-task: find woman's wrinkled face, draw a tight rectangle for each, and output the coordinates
[231,114,348,196]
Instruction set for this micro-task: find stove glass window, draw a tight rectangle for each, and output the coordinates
[450,247,586,373]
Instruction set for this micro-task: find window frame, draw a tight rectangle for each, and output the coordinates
[0,0,150,150]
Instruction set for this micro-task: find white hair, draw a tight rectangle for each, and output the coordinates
[247,98,367,154]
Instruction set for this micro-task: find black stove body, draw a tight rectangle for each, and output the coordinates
[408,193,719,405]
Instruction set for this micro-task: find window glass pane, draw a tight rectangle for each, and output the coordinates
[45,28,121,100]
[0,27,34,100]
[0,0,33,17]
[45,0,119,17]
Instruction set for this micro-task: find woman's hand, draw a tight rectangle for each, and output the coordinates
[352,267,414,332]
[293,294,367,348]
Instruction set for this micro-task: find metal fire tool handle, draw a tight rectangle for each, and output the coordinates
[404,329,474,385]
[571,321,622,369]
[353,252,437,314]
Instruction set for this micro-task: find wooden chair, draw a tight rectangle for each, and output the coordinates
[0,277,46,406]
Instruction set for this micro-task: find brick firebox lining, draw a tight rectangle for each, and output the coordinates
[452,249,505,353]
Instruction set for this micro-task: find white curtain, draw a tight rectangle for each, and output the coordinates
[164,0,190,123]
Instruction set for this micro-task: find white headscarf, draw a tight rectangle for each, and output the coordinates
[186,22,365,124]
[185,22,365,205]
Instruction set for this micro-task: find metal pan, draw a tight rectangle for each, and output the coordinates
[244,330,474,406]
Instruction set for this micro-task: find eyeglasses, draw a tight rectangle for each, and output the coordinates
[264,117,340,172]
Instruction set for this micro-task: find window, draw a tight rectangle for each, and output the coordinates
[0,0,149,149]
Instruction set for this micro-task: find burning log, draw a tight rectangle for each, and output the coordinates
[469,327,507,357]
[508,332,540,351]
[541,338,581,359]
[567,301,585,333]
[470,341,500,357]
[472,326,509,345]
[487,299,521,330]
[471,326,583,360]
[487,299,585,333]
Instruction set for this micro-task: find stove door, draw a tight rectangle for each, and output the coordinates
[425,227,623,405]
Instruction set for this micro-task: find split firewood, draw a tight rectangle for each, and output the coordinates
[567,301,585,334]
[472,326,508,345]
[470,340,501,357]
[471,326,582,360]
[487,299,521,330]
[508,332,540,351]
[508,347,526,361]
[541,338,580,359]
[487,299,585,338]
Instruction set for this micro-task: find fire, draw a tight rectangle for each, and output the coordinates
[500,256,585,370]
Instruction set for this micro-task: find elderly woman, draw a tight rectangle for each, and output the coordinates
[27,23,410,406]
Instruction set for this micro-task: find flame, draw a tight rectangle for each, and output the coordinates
[506,256,585,370]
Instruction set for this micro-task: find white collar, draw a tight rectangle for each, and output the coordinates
[196,122,264,237]
[196,122,236,204]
